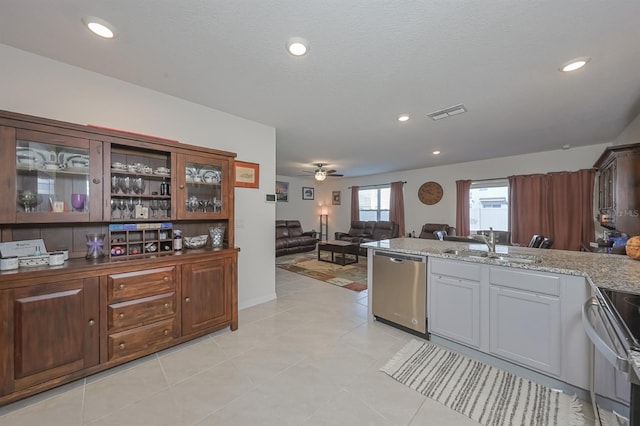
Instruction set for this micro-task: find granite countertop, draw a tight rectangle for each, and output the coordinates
[362,237,640,294]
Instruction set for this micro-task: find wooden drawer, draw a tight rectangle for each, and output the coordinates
[107,266,176,301]
[108,318,177,361]
[108,292,176,332]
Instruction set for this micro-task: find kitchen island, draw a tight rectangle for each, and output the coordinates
[363,237,640,418]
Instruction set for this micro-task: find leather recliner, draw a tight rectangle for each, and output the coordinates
[418,223,457,239]
[275,220,318,257]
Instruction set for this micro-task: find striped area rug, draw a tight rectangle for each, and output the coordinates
[381,339,584,426]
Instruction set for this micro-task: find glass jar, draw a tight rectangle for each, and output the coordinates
[208,224,226,248]
[85,233,105,259]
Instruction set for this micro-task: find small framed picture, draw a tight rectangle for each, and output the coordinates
[276,181,289,202]
[235,161,259,188]
[302,187,314,200]
[332,190,341,205]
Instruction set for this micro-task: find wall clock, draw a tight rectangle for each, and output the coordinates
[418,181,443,205]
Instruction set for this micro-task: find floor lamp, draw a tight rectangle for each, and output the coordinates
[319,206,329,241]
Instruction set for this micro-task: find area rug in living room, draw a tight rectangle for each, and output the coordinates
[381,339,584,426]
[275,252,367,292]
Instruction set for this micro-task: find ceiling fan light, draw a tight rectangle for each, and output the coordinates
[314,170,327,181]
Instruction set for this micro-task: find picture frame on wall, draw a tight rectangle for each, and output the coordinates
[302,187,314,200]
[276,181,289,202]
[332,190,341,205]
[234,161,259,188]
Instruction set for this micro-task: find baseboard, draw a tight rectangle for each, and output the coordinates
[238,292,277,310]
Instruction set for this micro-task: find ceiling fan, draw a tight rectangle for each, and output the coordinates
[302,163,344,181]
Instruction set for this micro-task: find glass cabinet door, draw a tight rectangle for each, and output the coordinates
[13,129,102,223]
[176,154,229,219]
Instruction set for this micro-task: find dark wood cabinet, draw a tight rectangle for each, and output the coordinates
[181,256,236,335]
[594,143,640,236]
[0,277,99,396]
[0,109,239,406]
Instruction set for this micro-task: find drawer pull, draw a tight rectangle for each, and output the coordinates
[88,319,96,326]
[119,343,125,350]
[93,178,101,184]
[179,184,184,189]
[163,276,169,282]
[185,297,191,302]
[163,329,169,336]
[164,303,170,309]
[119,313,125,319]
[119,284,125,290]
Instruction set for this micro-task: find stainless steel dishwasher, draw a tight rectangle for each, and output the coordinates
[372,250,428,335]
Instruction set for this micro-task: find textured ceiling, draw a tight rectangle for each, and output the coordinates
[1,1,640,178]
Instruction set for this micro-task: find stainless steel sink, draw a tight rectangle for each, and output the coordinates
[443,249,541,264]
[443,249,489,258]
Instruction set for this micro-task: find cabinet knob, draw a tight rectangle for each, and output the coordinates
[93,178,101,184]
[119,284,125,290]
[119,343,125,350]
[88,319,96,326]
[163,330,169,336]
[163,276,169,282]
[185,297,191,302]
[164,303,170,309]
[119,313,125,319]
[179,184,184,189]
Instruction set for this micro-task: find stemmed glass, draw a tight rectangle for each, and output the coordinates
[117,199,127,219]
[110,199,118,219]
[159,199,170,218]
[126,198,135,219]
[149,199,159,218]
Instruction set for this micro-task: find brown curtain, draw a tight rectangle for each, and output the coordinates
[389,181,406,237]
[455,180,472,236]
[509,169,595,250]
[350,186,360,222]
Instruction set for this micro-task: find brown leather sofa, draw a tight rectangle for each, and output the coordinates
[275,220,318,257]
[418,223,457,239]
[334,220,399,243]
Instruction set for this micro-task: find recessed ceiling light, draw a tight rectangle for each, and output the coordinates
[82,16,116,39]
[398,114,410,122]
[560,57,590,72]
[286,37,309,56]
[432,150,441,155]
[562,144,571,150]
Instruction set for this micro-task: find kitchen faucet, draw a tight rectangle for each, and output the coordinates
[469,227,496,252]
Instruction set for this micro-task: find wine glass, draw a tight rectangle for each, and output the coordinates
[111,176,119,194]
[119,176,131,194]
[110,199,118,219]
[159,199,170,218]
[126,198,135,219]
[117,199,127,219]
[71,193,86,212]
[149,199,159,218]
[132,177,146,195]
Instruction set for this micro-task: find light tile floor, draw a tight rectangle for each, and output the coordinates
[0,268,598,425]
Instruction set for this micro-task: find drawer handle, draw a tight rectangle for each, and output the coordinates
[119,284,125,290]
[119,313,125,319]
[163,329,169,336]
[185,297,191,302]
[88,319,96,326]
[119,343,125,350]
[164,303,170,309]
[163,276,169,282]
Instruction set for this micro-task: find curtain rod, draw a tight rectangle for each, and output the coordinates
[348,181,406,189]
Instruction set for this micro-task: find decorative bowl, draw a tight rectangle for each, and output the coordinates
[183,234,208,249]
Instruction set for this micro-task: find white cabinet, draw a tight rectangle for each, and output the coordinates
[427,258,590,390]
[429,258,481,348]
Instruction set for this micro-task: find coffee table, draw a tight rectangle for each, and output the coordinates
[317,240,359,266]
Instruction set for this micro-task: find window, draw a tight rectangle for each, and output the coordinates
[469,179,509,232]
[359,186,390,221]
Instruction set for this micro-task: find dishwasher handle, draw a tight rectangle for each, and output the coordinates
[581,297,629,373]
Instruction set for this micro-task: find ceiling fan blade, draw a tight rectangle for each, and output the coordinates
[325,169,337,174]
[328,173,344,177]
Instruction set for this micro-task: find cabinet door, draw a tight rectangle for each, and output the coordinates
[489,286,561,376]
[181,258,232,335]
[6,129,103,223]
[7,277,99,393]
[176,153,230,220]
[429,274,481,348]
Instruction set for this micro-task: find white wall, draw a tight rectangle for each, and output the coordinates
[0,44,277,310]
[281,143,613,239]
[275,175,333,235]
[613,111,640,144]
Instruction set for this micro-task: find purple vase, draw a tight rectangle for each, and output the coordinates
[71,193,86,212]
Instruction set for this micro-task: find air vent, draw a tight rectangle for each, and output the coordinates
[427,104,467,121]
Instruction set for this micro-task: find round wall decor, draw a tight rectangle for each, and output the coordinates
[418,181,443,205]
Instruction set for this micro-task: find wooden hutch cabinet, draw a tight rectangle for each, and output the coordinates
[594,143,640,236]
[0,110,239,406]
